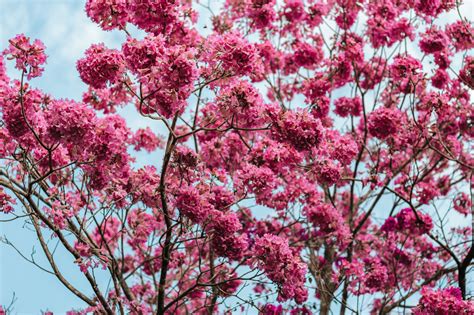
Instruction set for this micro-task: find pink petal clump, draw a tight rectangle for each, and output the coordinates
[3,34,47,79]
[77,43,124,89]
[254,234,308,304]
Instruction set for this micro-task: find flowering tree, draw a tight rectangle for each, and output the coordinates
[1,0,473,314]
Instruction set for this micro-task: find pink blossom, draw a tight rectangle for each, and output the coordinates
[128,0,183,35]
[446,21,474,52]
[419,27,450,54]
[292,40,323,69]
[44,99,96,146]
[0,187,15,213]
[334,96,362,117]
[389,55,423,93]
[3,34,46,79]
[460,56,474,89]
[381,208,433,235]
[453,193,471,216]
[413,287,474,314]
[77,44,124,89]
[431,68,450,89]
[254,234,308,303]
[92,216,122,252]
[204,32,261,76]
[367,107,402,139]
[304,201,350,246]
[174,185,214,224]
[247,0,276,29]
[283,0,306,23]
[85,0,129,30]
[208,210,248,260]
[131,127,163,152]
[270,109,323,151]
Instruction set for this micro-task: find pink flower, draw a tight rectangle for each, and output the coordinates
[431,68,450,89]
[271,109,323,151]
[413,287,474,314]
[247,0,276,29]
[283,0,306,23]
[208,210,248,260]
[313,159,341,186]
[381,208,433,235]
[174,185,214,224]
[122,35,166,74]
[292,40,323,69]
[2,84,44,140]
[446,21,474,52]
[389,55,423,93]
[92,216,122,252]
[128,0,183,35]
[131,127,163,152]
[453,193,471,216]
[85,0,129,30]
[459,56,474,89]
[77,43,124,89]
[204,32,261,76]
[304,201,350,246]
[334,96,362,117]
[44,99,96,146]
[414,0,456,18]
[387,18,415,46]
[254,234,308,303]
[368,107,402,139]
[419,27,450,54]
[3,34,46,80]
[0,187,15,214]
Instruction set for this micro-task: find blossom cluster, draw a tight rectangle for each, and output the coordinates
[3,34,46,79]
[254,234,308,304]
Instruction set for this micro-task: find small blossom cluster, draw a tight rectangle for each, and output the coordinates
[0,187,15,213]
[453,193,471,216]
[122,35,198,118]
[304,201,350,247]
[85,0,194,35]
[208,210,248,260]
[44,99,96,145]
[127,209,161,248]
[43,201,75,230]
[368,107,403,140]
[234,163,279,204]
[413,287,474,314]
[246,0,277,29]
[82,83,130,113]
[216,80,266,128]
[130,127,163,152]
[76,44,124,89]
[446,21,474,52]
[174,184,248,260]
[389,55,423,93]
[127,166,161,207]
[3,34,46,79]
[270,109,323,152]
[381,208,433,235]
[334,96,362,117]
[85,0,128,30]
[92,216,122,252]
[419,26,451,55]
[254,234,308,304]
[203,32,261,77]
